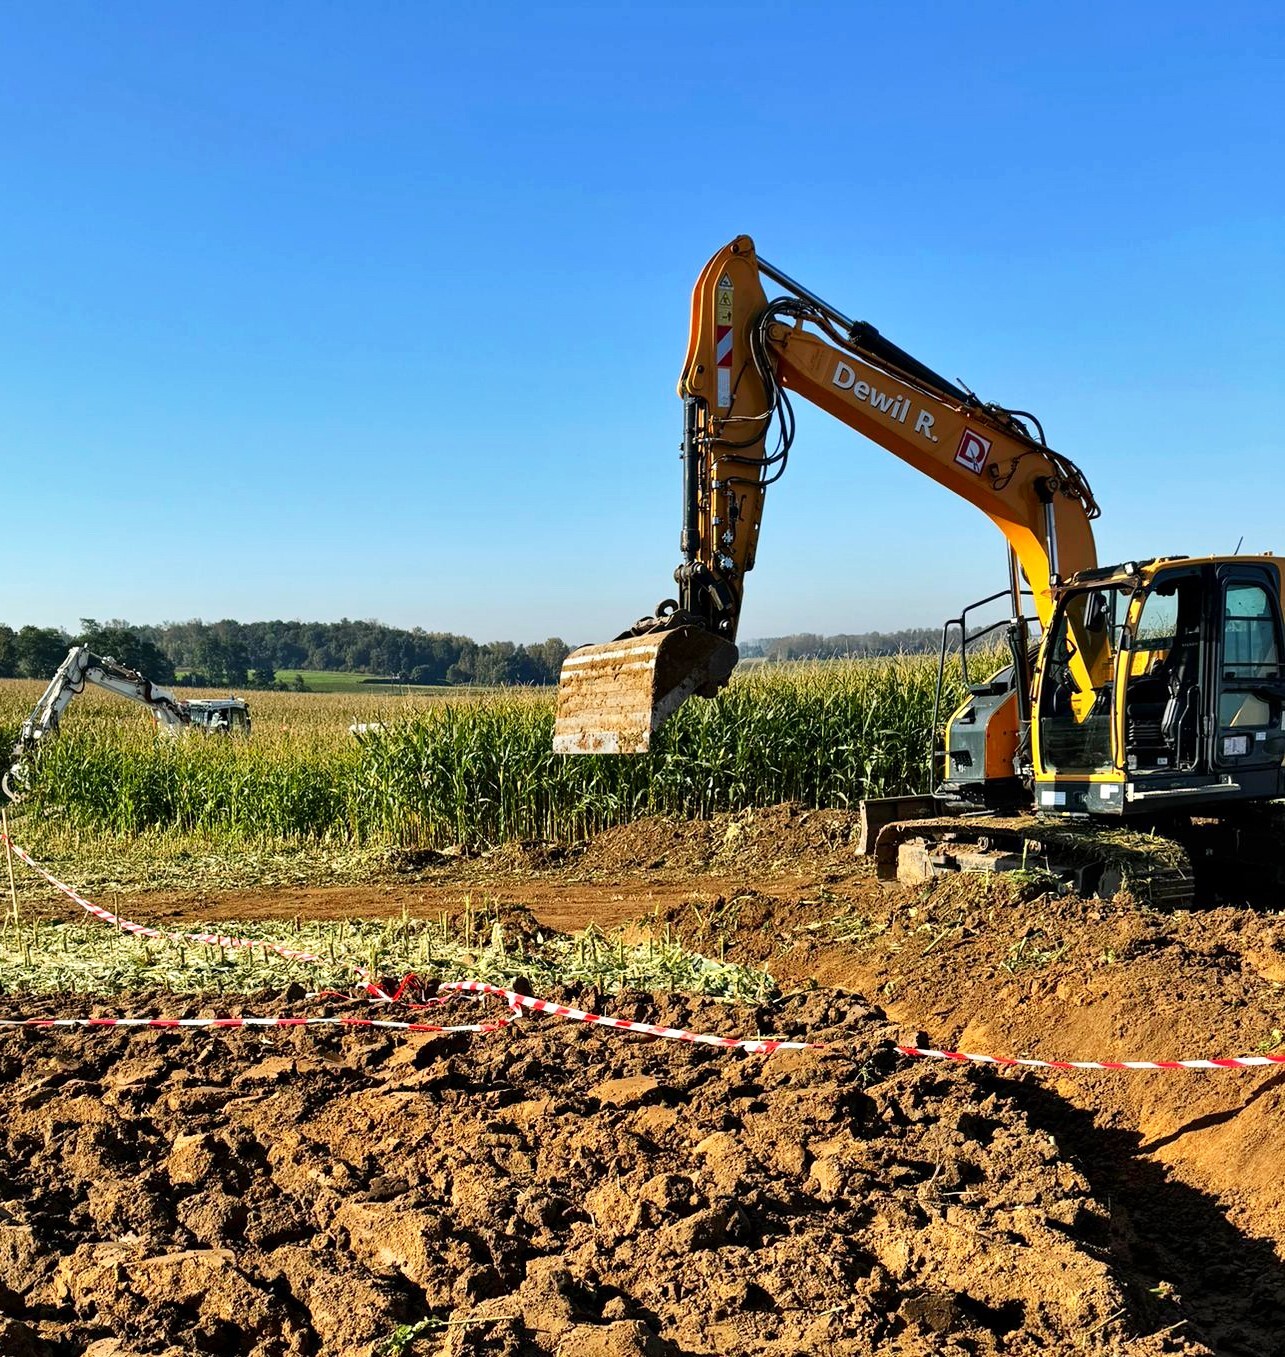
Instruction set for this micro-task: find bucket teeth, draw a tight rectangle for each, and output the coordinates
[553,628,738,754]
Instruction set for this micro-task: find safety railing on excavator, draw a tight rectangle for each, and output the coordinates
[929,588,1040,793]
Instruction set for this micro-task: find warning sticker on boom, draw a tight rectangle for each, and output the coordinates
[716,273,733,326]
[715,274,734,409]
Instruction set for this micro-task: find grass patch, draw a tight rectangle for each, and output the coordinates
[0,903,777,1003]
[795,907,889,947]
[1001,927,1069,973]
[2,836,415,901]
[273,670,472,695]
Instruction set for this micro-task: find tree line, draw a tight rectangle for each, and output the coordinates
[0,618,948,690]
[0,618,573,690]
[740,628,941,662]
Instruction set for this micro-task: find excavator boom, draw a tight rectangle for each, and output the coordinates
[554,235,1098,754]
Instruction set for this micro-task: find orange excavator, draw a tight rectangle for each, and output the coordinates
[554,236,1285,902]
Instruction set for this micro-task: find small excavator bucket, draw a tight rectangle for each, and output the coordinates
[553,628,738,754]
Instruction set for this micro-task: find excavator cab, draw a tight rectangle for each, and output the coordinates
[186,698,252,735]
[1027,558,1285,816]
[933,557,1285,824]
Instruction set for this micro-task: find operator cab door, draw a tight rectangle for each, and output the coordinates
[1122,569,1204,776]
[1212,565,1285,788]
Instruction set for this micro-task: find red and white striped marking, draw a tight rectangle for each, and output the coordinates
[715,326,734,367]
[6,837,1285,1070]
[0,836,407,999]
[0,1013,509,1035]
[0,839,811,1052]
[0,979,810,1051]
[897,1045,1285,1072]
[446,979,810,1052]
[3,838,327,966]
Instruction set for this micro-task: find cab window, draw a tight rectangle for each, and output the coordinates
[1134,589,1178,656]
[1220,583,1282,729]
[1223,584,1281,680]
[1123,576,1202,772]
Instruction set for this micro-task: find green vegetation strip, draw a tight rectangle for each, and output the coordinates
[3,843,421,900]
[0,908,775,1003]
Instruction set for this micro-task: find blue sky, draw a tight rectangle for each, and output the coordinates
[2,3,1281,645]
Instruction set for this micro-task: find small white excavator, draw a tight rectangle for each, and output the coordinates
[4,646,251,800]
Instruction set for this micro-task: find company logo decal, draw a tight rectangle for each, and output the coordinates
[954,429,991,474]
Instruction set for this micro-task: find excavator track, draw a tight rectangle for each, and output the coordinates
[872,814,1197,909]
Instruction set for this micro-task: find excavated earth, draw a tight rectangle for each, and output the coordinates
[6,803,1285,1355]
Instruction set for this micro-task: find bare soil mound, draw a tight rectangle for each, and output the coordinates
[570,803,864,878]
[0,986,1228,1357]
[642,889,816,965]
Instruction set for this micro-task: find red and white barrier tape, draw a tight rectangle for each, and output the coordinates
[5,837,1283,1069]
[1,837,406,1000]
[0,838,810,1053]
[0,1013,507,1035]
[897,1045,1285,1071]
[447,979,807,1052]
[4,839,328,965]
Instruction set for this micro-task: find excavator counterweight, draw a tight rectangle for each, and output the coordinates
[552,628,737,754]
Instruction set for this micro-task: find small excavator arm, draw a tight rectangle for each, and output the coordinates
[554,235,1101,754]
[4,646,190,800]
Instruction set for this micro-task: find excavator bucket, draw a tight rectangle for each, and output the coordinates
[553,628,738,754]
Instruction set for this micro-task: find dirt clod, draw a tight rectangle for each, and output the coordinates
[0,985,1227,1356]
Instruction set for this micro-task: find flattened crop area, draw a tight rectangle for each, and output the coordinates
[6,804,1285,1356]
[0,989,1226,1357]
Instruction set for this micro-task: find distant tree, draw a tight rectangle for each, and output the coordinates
[16,626,72,679]
[78,620,178,685]
[223,640,250,688]
[474,641,517,685]
[3,616,581,689]
[528,637,570,683]
[0,625,17,678]
[195,636,228,684]
[756,628,941,661]
[247,646,276,689]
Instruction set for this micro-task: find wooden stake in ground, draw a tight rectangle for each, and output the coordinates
[1,808,17,926]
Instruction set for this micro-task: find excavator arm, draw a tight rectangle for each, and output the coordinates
[4,646,190,800]
[554,235,1101,754]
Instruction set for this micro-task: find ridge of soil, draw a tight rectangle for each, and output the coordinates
[0,987,1229,1357]
[30,805,868,929]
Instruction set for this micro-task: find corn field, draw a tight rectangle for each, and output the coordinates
[0,656,970,850]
